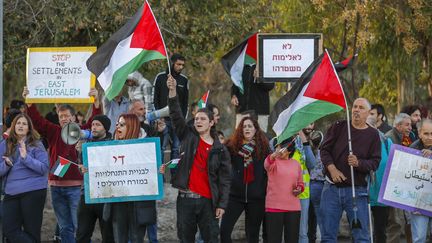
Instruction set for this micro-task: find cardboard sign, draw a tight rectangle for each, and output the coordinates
[379,144,432,217]
[258,33,322,83]
[26,47,96,103]
[82,138,164,204]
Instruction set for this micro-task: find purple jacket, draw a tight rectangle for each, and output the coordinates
[0,139,49,195]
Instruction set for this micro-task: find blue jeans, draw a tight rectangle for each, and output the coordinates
[310,181,324,236]
[320,183,370,243]
[411,213,431,243]
[147,224,158,243]
[299,198,309,243]
[162,120,180,159]
[162,121,180,176]
[51,186,81,243]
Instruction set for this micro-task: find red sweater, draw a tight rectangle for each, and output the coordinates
[264,155,304,211]
[27,104,101,186]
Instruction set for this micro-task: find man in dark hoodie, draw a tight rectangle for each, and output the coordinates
[75,115,114,243]
[153,53,188,170]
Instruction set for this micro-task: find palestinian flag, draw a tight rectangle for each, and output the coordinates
[221,33,257,93]
[270,50,347,143]
[198,91,210,108]
[167,158,180,169]
[87,1,167,100]
[51,156,75,177]
[334,53,357,72]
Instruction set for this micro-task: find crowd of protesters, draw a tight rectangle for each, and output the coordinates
[1,53,432,243]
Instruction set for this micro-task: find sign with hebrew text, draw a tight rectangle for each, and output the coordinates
[379,144,432,217]
[82,137,163,203]
[257,33,322,83]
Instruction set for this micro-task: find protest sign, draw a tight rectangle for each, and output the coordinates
[379,144,432,217]
[26,47,96,103]
[257,33,322,83]
[82,137,163,203]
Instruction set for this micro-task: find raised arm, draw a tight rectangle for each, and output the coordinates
[81,88,102,130]
[167,75,189,140]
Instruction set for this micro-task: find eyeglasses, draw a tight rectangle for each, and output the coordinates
[116,122,126,127]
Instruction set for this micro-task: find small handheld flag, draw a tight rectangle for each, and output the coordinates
[51,156,78,177]
[198,91,210,109]
[165,158,179,169]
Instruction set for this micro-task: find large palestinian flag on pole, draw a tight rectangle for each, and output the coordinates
[270,50,347,143]
[221,33,257,94]
[87,1,167,100]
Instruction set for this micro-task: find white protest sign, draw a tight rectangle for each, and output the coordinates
[379,144,432,217]
[26,47,96,103]
[82,138,163,203]
[258,33,322,82]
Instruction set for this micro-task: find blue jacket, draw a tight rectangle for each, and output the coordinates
[370,133,392,206]
[0,139,49,195]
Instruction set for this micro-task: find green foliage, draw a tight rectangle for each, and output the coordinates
[4,0,431,131]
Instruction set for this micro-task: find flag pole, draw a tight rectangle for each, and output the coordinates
[326,49,362,229]
[146,0,170,75]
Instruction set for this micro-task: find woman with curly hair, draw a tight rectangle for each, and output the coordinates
[0,113,49,242]
[220,116,270,243]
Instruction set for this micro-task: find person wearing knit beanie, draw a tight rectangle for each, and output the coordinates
[92,115,111,134]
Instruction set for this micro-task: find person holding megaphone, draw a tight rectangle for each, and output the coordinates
[22,86,102,243]
[75,114,115,243]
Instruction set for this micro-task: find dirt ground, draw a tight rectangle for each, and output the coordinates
[40,183,365,243]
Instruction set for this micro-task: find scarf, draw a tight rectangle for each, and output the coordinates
[238,140,256,184]
[402,135,412,147]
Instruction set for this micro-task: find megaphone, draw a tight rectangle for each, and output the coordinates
[61,122,92,145]
[146,106,170,122]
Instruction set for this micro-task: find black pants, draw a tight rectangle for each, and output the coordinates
[308,199,317,243]
[371,206,389,243]
[220,199,265,243]
[76,194,114,243]
[3,189,47,243]
[112,202,147,243]
[265,211,301,243]
[176,196,219,243]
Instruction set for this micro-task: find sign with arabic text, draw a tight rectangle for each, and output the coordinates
[82,138,163,203]
[379,144,432,217]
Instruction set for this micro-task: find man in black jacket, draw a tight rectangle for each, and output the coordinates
[153,53,188,173]
[76,115,114,243]
[161,75,231,243]
[231,64,274,132]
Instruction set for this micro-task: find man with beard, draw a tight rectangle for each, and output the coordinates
[401,105,422,140]
[153,53,188,174]
[320,98,381,243]
[76,115,114,243]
